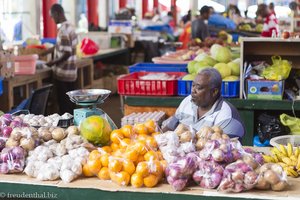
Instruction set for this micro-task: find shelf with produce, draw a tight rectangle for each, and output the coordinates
[240,37,300,98]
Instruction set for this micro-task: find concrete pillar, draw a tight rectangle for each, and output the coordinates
[119,0,127,9]
[87,0,99,26]
[99,0,109,28]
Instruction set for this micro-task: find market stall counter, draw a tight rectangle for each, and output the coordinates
[122,96,300,146]
[0,172,298,200]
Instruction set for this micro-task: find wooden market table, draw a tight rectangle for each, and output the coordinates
[0,58,94,113]
[0,172,299,200]
[0,68,52,112]
[122,96,300,146]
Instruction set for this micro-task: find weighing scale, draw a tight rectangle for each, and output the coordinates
[66,89,117,129]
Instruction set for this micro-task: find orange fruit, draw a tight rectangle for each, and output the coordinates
[136,155,145,164]
[108,159,123,173]
[134,123,148,135]
[145,137,158,149]
[131,173,144,188]
[110,129,124,144]
[151,132,160,137]
[82,164,94,177]
[125,149,139,162]
[101,146,112,154]
[137,134,149,143]
[100,154,109,167]
[133,142,148,155]
[149,160,163,177]
[97,167,110,180]
[123,159,136,175]
[136,161,149,177]
[112,149,124,157]
[144,120,156,134]
[143,174,159,188]
[86,159,102,174]
[144,151,158,161]
[121,125,134,138]
[160,160,168,171]
[89,150,101,160]
[119,138,131,150]
[115,171,130,186]
[110,143,119,152]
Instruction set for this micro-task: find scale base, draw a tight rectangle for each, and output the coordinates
[74,108,104,126]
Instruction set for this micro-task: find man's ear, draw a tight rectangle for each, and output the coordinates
[212,88,219,97]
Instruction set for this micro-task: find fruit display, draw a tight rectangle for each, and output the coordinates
[218,160,259,193]
[121,111,166,127]
[0,146,26,174]
[262,143,300,178]
[17,113,73,127]
[255,163,288,191]
[24,133,89,182]
[82,120,166,188]
[80,115,112,146]
[184,44,240,82]
[238,23,263,33]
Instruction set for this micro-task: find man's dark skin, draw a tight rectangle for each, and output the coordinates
[40,8,71,66]
[191,73,220,119]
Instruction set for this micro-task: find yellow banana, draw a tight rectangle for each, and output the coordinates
[277,162,288,168]
[273,155,279,163]
[279,144,288,156]
[271,147,284,161]
[284,167,299,178]
[296,154,300,170]
[282,157,293,166]
[290,155,297,162]
[294,147,300,157]
[262,155,275,163]
[287,143,293,157]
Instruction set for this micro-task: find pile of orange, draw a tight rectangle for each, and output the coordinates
[82,120,167,188]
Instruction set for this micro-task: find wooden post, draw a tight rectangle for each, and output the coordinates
[119,0,127,9]
[171,0,177,26]
[153,0,158,9]
[87,0,99,26]
[42,0,57,38]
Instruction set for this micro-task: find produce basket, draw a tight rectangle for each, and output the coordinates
[270,135,300,149]
[129,63,187,73]
[0,76,3,96]
[117,72,185,96]
[177,79,240,98]
[13,54,38,75]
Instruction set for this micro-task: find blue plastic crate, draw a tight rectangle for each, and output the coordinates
[0,77,3,96]
[178,79,240,98]
[129,63,187,73]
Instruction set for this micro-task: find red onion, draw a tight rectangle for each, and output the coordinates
[11,147,25,160]
[2,126,12,138]
[9,121,22,128]
[0,163,9,174]
[1,114,12,126]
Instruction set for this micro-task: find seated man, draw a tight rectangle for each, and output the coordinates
[163,68,245,138]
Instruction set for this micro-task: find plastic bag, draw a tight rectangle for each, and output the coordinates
[0,147,26,174]
[80,38,99,55]
[280,113,300,135]
[261,56,292,81]
[257,113,289,143]
[165,153,198,191]
[255,163,288,191]
[193,160,224,189]
[218,160,259,193]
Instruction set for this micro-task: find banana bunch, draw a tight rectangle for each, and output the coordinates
[263,143,300,178]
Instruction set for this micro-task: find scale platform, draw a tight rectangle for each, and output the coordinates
[66,89,117,129]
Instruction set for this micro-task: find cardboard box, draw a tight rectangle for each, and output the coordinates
[108,20,133,34]
[247,79,284,100]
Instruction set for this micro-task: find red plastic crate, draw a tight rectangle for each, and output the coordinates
[117,72,186,96]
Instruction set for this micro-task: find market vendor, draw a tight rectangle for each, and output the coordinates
[40,4,78,114]
[163,68,245,138]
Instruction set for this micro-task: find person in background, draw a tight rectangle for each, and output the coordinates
[152,8,161,22]
[180,10,191,27]
[40,4,78,114]
[256,3,279,37]
[191,6,211,41]
[162,68,245,139]
[162,11,174,25]
[269,3,276,16]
